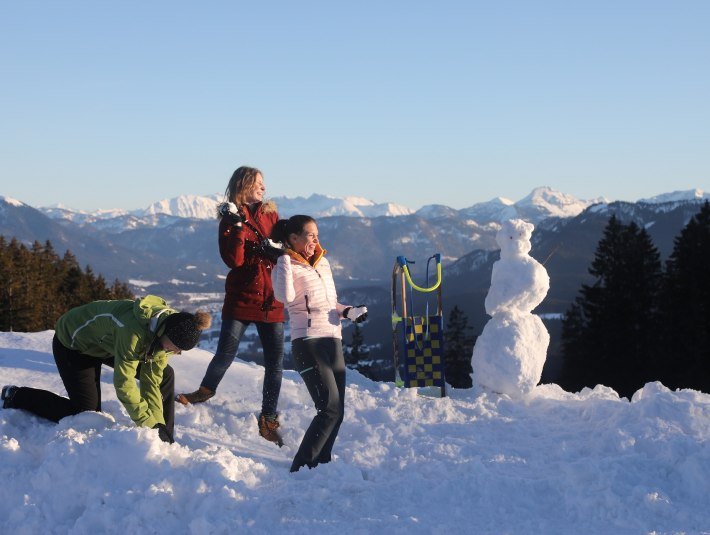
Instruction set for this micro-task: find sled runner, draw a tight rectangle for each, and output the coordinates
[391,254,446,397]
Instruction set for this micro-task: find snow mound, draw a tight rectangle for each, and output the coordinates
[1,332,709,533]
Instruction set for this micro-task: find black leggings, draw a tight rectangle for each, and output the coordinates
[11,334,175,435]
[290,337,345,472]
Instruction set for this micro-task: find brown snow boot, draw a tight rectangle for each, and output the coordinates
[175,386,215,405]
[258,413,284,447]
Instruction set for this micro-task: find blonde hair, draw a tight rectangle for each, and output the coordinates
[224,166,277,214]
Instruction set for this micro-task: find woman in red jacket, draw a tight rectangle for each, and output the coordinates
[177,166,286,446]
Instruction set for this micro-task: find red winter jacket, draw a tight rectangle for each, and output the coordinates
[219,202,285,323]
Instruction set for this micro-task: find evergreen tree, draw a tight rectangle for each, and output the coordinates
[559,302,587,388]
[37,241,63,329]
[346,323,366,367]
[58,251,90,311]
[109,278,135,300]
[0,237,15,330]
[345,324,379,380]
[84,266,109,301]
[559,216,663,398]
[0,237,134,332]
[8,239,35,331]
[444,305,475,388]
[657,201,710,392]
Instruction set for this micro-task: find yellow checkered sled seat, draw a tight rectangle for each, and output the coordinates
[404,315,445,389]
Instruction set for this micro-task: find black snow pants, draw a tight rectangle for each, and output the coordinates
[11,334,175,435]
[290,336,345,472]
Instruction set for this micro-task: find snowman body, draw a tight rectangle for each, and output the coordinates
[472,219,550,397]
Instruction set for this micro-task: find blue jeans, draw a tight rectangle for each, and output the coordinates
[201,319,284,415]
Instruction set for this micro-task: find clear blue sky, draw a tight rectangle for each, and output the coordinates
[1,1,708,211]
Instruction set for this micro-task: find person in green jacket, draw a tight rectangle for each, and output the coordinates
[1,295,211,443]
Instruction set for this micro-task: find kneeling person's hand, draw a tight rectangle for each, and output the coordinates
[153,423,174,444]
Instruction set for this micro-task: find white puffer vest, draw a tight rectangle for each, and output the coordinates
[271,249,346,340]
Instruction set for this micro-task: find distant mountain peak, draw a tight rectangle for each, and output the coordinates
[342,195,375,206]
[272,194,413,218]
[467,196,515,208]
[143,193,222,219]
[456,187,602,224]
[516,186,605,220]
[25,186,706,229]
[0,195,26,208]
[638,189,708,204]
[520,186,576,204]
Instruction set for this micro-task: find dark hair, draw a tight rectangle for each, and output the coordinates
[271,215,316,247]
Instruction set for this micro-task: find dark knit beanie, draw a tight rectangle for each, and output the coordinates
[163,312,201,351]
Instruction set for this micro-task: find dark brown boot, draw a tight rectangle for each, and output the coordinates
[175,386,214,405]
[258,413,284,447]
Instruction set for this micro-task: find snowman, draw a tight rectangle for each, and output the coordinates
[471,219,550,397]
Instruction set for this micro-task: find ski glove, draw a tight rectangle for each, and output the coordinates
[260,239,286,263]
[218,202,245,227]
[343,305,368,323]
[153,423,175,444]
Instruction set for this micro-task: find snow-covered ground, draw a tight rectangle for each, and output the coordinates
[1,331,708,534]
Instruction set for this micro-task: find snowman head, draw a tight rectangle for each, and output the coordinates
[496,219,534,257]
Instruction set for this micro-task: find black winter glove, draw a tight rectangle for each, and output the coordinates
[261,239,287,263]
[218,202,245,227]
[153,423,175,444]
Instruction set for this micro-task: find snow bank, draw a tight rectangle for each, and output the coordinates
[1,332,709,533]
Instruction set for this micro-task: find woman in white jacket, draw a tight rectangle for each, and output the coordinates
[270,215,367,473]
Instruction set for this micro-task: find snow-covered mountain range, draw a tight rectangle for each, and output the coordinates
[274,194,414,218]
[23,187,708,231]
[40,193,415,223]
[639,188,709,204]
[35,187,612,227]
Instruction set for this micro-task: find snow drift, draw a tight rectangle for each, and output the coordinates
[1,331,709,533]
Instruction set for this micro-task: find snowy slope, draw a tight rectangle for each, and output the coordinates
[515,186,606,220]
[143,194,223,219]
[1,331,708,533]
[0,195,29,208]
[459,187,607,224]
[639,188,709,204]
[40,204,131,224]
[270,193,414,218]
